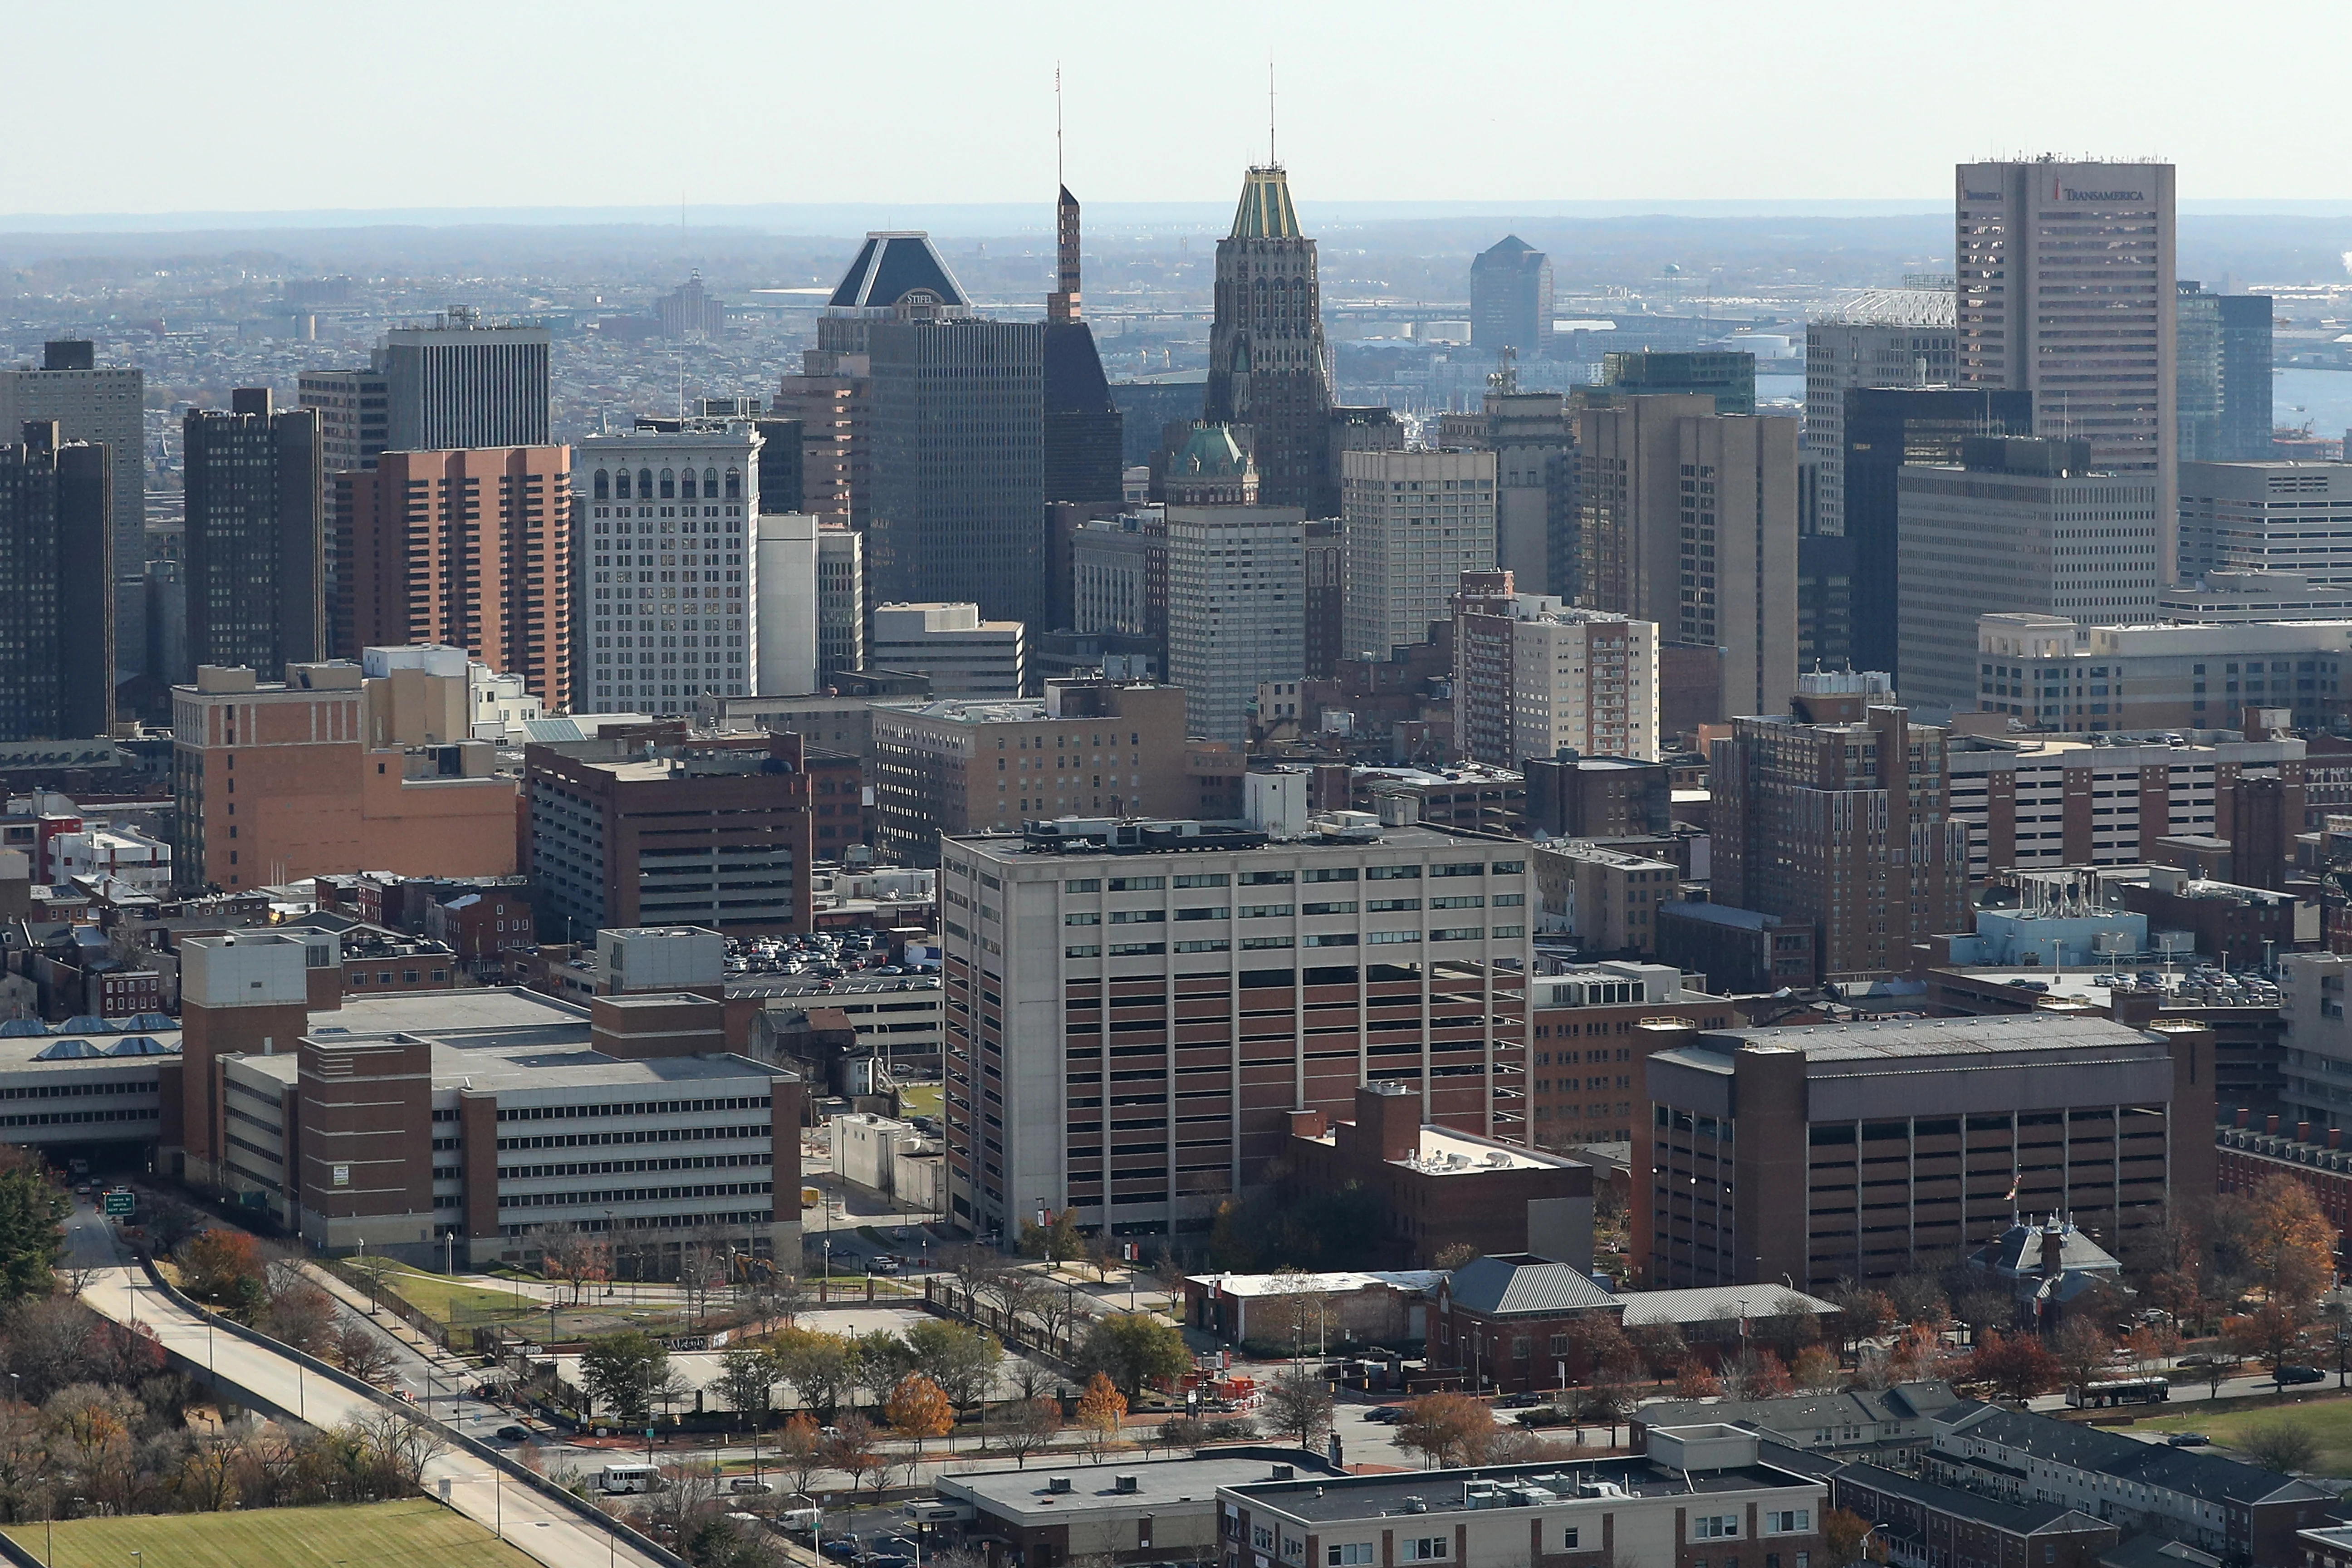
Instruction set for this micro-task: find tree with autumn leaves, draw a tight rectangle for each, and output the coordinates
[2244,1174,2338,1311]
[884,1373,954,1455]
[1073,1372,1128,1461]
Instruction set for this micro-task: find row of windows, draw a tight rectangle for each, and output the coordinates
[591,467,742,500]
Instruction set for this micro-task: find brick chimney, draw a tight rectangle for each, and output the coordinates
[1357,1081,1423,1163]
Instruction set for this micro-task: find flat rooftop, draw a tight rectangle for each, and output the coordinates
[941,1453,1331,1520]
[322,987,589,1043]
[953,820,1514,862]
[237,1034,781,1094]
[1673,1014,2160,1065]
[1230,1457,1807,1524]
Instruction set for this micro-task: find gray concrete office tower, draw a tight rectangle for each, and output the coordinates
[1802,289,1956,538]
[854,236,1047,627]
[1579,397,1798,720]
[0,422,113,740]
[1897,436,2161,715]
[2180,460,2352,586]
[1204,166,1335,514]
[1441,381,1576,598]
[1470,235,1553,357]
[0,342,143,674]
[182,390,325,679]
[1957,160,2178,577]
[376,308,552,451]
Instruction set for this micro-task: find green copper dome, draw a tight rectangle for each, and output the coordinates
[1172,423,1249,478]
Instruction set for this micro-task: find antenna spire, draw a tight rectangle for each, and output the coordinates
[1055,62,1063,189]
[1268,60,1277,166]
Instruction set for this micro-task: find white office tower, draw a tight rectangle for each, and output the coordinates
[817,521,865,675]
[755,513,820,696]
[1897,435,2161,714]
[1957,160,2178,578]
[870,603,1023,697]
[376,310,553,450]
[1166,506,1307,745]
[0,341,144,667]
[1341,447,1498,662]
[578,420,763,715]
[1802,289,1956,536]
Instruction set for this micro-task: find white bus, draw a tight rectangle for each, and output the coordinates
[599,1462,663,1494]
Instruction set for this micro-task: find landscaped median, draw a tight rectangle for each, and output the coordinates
[3,1498,539,1568]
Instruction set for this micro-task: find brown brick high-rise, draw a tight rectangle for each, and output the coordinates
[336,446,571,709]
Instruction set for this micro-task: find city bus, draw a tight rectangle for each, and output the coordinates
[2066,1377,2170,1408]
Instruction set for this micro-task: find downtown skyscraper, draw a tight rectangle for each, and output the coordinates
[1043,184,1123,508]
[1204,165,1336,514]
[182,390,325,680]
[0,421,112,740]
[1956,160,2178,576]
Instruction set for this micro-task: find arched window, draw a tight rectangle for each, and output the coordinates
[637,468,653,500]
[724,468,742,500]
[593,469,610,500]
[677,469,696,500]
[704,467,719,497]
[614,469,631,499]
[660,468,676,499]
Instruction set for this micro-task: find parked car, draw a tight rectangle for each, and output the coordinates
[2278,1365,2327,1386]
[495,1425,532,1442]
[870,1257,902,1275]
[729,1477,774,1494]
[821,1538,862,1563]
[2166,1433,2210,1447]
[1364,1405,1404,1423]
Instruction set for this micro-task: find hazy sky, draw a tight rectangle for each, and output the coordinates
[9,0,2338,217]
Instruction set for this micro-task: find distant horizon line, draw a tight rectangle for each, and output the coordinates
[9,196,2352,237]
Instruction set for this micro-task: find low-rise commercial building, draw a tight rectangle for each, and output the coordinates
[1656,902,1818,994]
[870,603,1024,698]
[1282,1082,1593,1270]
[1926,1400,2333,1568]
[169,932,803,1269]
[1637,1014,2216,1292]
[943,1450,1338,1568]
[171,661,518,894]
[868,681,1191,867]
[1531,842,1679,956]
[1945,728,2304,880]
[527,729,844,938]
[1975,613,2352,734]
[1217,1426,1827,1568]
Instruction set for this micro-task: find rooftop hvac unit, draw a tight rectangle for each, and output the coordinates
[1376,793,1420,826]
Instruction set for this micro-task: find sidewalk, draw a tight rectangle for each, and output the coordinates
[302,1259,483,1386]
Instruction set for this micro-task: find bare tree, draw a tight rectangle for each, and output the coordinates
[532,1221,603,1307]
[987,1397,1063,1468]
[330,1321,393,1385]
[354,1407,448,1491]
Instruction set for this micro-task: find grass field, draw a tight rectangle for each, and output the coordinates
[3,1498,542,1568]
[899,1082,943,1121]
[370,1264,537,1323]
[2132,1392,2352,1473]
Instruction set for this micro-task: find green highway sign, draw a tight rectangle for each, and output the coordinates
[102,1191,134,1217]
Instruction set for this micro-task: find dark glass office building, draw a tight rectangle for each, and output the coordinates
[0,421,112,739]
[1844,385,2030,682]
[183,389,324,679]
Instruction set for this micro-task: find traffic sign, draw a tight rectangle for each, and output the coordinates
[102,1191,134,1217]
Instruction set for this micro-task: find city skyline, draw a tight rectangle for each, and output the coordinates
[12,0,2352,217]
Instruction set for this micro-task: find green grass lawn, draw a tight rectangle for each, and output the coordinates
[4,1498,541,1568]
[371,1264,539,1324]
[2132,1393,2352,1472]
[899,1082,943,1121]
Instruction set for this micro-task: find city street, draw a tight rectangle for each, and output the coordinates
[62,1200,666,1568]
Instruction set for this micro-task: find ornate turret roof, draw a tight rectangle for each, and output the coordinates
[1171,423,1250,479]
[1229,166,1302,240]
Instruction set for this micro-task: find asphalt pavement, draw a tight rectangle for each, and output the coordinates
[62,1199,665,1568]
